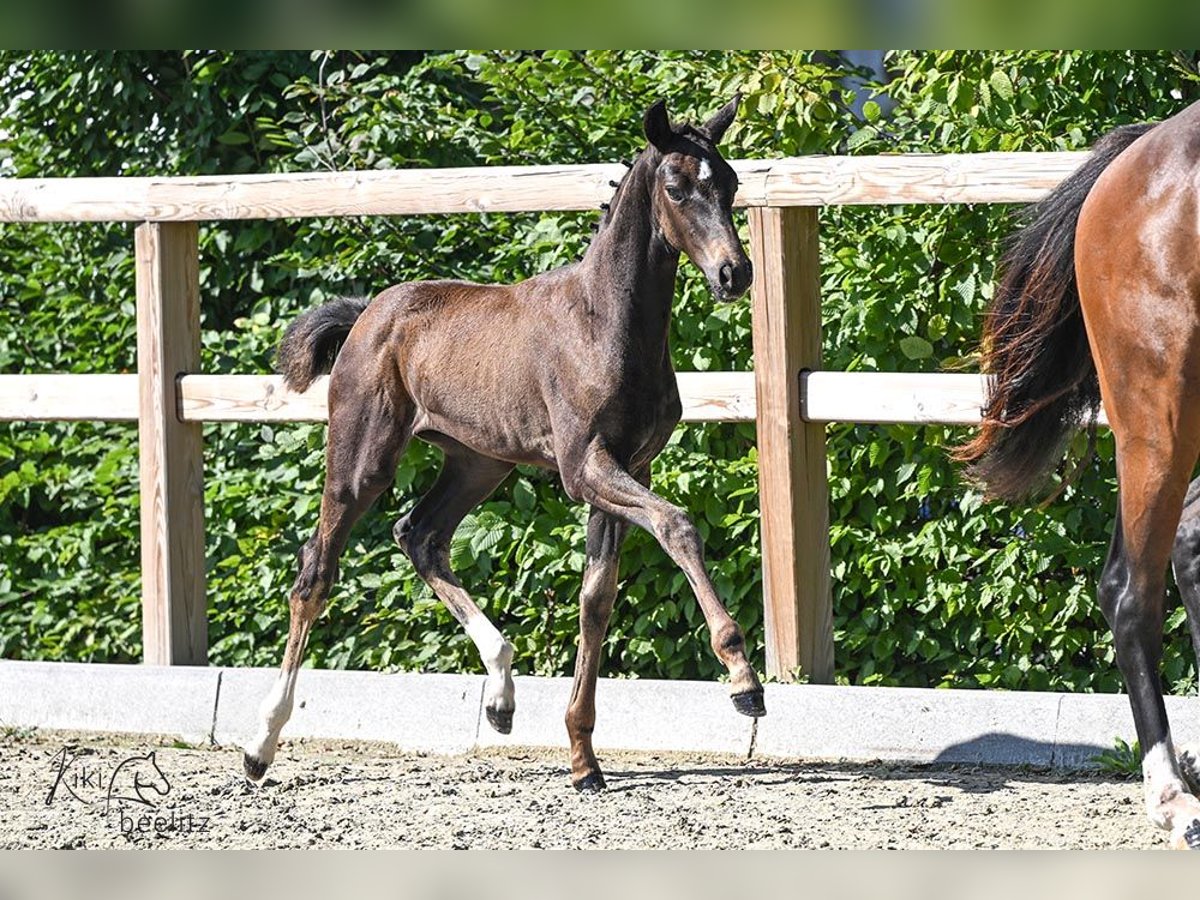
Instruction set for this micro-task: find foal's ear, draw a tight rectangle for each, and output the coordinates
[700,94,741,143]
[643,99,674,152]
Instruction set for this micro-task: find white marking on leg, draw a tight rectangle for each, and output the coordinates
[1144,740,1182,829]
[466,612,514,713]
[245,665,302,769]
[1143,738,1200,845]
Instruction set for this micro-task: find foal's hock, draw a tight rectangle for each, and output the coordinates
[243,97,761,792]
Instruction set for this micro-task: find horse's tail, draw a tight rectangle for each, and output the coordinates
[276,296,371,393]
[954,122,1155,501]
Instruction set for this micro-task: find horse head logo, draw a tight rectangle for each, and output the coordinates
[106,750,171,812]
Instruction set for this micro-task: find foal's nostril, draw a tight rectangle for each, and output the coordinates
[719,262,735,289]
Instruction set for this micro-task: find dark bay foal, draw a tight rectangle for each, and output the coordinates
[243,97,762,790]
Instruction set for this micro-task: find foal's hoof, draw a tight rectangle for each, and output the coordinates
[486,706,513,734]
[574,772,607,793]
[242,752,269,783]
[731,689,766,718]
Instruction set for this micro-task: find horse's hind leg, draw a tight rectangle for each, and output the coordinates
[243,380,411,782]
[566,506,630,791]
[1169,476,1200,794]
[1100,433,1200,848]
[393,441,516,731]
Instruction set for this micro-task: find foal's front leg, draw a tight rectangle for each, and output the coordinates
[566,506,629,791]
[578,449,764,715]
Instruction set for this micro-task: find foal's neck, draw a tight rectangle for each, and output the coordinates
[581,151,680,344]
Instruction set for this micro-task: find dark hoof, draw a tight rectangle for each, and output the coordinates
[1181,750,1200,796]
[242,753,269,782]
[1185,819,1200,850]
[574,772,607,793]
[486,706,513,734]
[731,690,766,718]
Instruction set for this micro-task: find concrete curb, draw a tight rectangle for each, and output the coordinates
[1,660,1194,767]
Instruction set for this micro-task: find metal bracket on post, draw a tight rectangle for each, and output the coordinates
[135,221,207,665]
[748,206,833,683]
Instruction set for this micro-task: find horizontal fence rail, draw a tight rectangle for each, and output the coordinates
[0,151,1091,682]
[0,152,1085,222]
[0,373,757,423]
[0,371,1114,428]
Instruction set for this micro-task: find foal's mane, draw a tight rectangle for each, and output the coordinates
[597,149,647,231]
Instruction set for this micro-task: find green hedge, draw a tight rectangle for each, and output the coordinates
[2,51,1198,692]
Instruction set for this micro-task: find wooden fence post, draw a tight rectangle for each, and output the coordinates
[135,222,207,665]
[748,206,833,683]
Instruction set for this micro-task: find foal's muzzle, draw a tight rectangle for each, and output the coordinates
[713,257,753,301]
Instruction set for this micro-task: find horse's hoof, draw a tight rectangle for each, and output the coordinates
[242,753,269,783]
[574,772,606,793]
[1180,749,1200,796]
[1184,819,1200,850]
[486,706,513,734]
[731,689,766,718]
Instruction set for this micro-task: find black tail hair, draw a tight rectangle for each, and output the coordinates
[276,296,371,393]
[955,122,1156,501]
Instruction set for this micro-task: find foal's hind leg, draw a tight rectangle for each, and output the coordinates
[578,448,764,714]
[566,506,630,791]
[243,385,410,781]
[1169,476,1200,795]
[393,442,516,731]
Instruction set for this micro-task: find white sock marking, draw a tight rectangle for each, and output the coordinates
[245,666,301,767]
[1142,737,1200,844]
[466,612,514,712]
[1144,740,1181,829]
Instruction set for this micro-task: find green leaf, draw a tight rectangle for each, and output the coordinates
[989,69,1014,102]
[845,125,877,151]
[899,335,934,360]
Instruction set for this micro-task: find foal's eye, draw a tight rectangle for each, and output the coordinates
[664,184,686,203]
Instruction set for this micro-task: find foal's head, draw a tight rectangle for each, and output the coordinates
[642,97,753,301]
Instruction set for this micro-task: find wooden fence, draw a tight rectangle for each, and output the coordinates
[0,151,1088,680]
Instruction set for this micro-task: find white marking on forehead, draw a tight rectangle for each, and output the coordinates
[698,159,712,181]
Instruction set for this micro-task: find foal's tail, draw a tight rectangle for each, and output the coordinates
[276,296,371,393]
[954,123,1155,501]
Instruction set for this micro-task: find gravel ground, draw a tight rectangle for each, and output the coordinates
[0,728,1161,849]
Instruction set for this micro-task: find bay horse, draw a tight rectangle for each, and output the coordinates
[958,100,1200,848]
[242,98,763,791]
